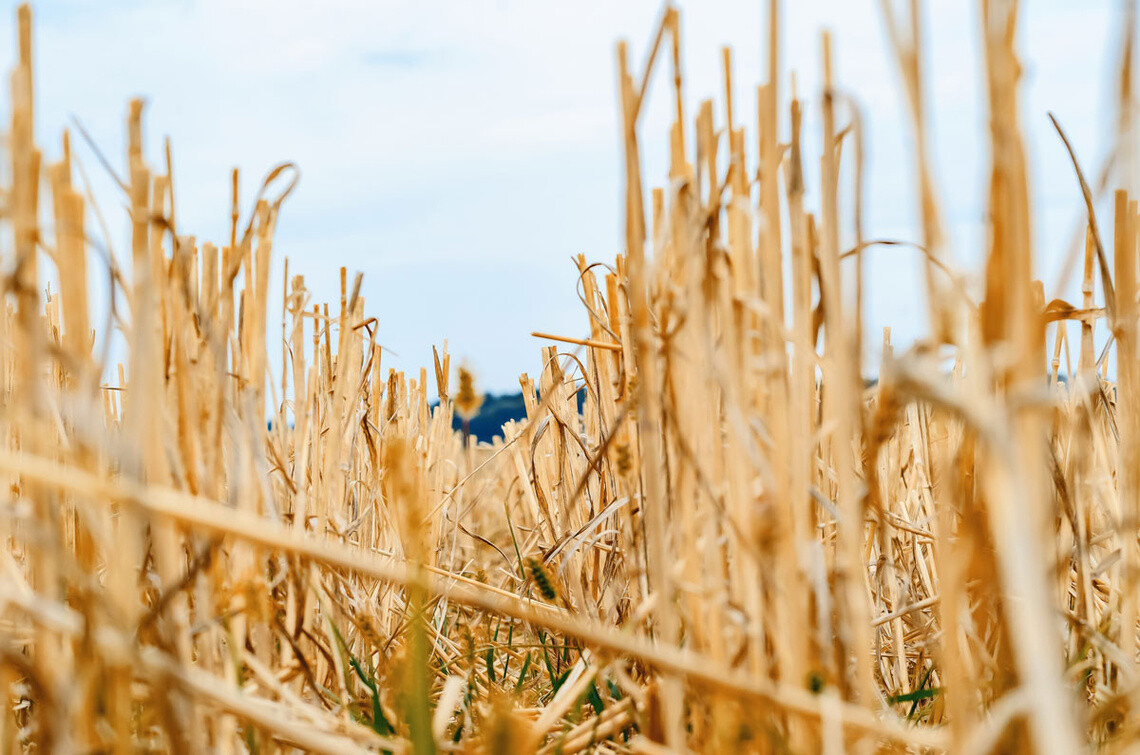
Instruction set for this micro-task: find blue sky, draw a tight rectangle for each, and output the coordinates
[7,0,1123,391]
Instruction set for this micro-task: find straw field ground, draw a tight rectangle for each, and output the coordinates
[1,1,1138,752]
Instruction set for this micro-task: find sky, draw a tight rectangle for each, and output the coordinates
[4,0,1125,392]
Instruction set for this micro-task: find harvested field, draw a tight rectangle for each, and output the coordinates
[0,1,1136,752]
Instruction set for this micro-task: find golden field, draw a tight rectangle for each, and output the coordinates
[0,1,1137,752]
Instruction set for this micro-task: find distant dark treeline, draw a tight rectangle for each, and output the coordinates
[441,390,588,442]
[450,392,529,441]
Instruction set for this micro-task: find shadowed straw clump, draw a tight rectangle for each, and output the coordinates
[2,1,1139,752]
